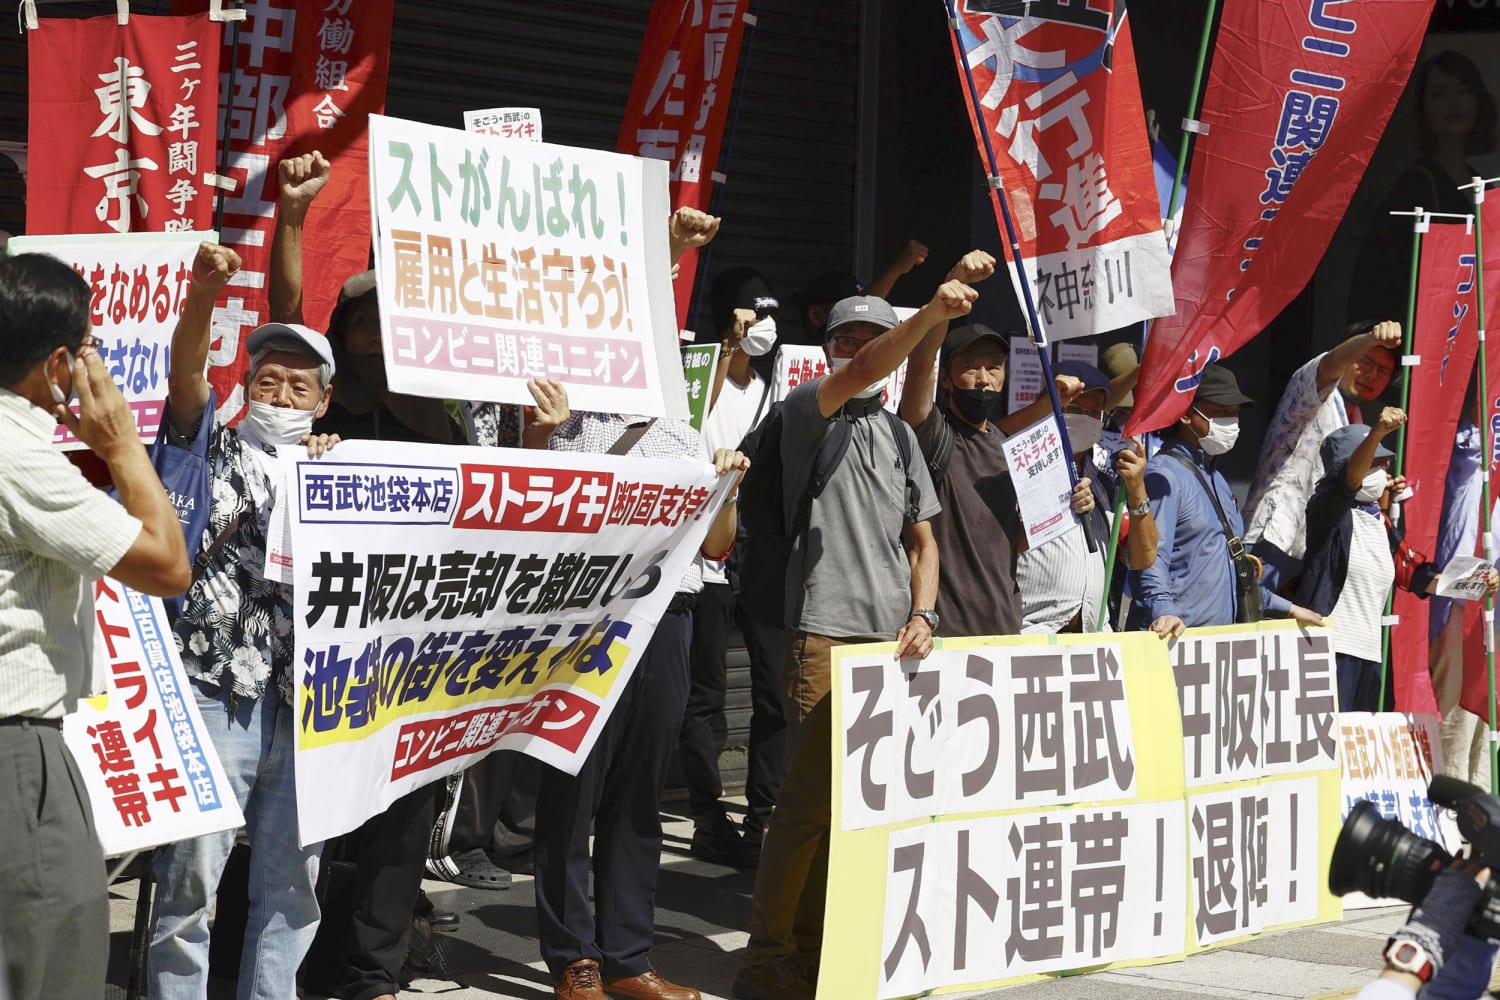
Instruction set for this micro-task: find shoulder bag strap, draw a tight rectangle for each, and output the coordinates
[1162,451,1247,560]
[608,418,656,456]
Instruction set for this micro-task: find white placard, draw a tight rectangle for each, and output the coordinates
[1006,335,1046,414]
[1002,415,1075,550]
[1435,554,1492,601]
[462,106,543,142]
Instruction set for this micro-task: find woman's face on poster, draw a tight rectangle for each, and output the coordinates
[1423,66,1479,140]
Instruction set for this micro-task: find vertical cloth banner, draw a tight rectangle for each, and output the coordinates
[283,440,728,845]
[8,231,210,450]
[1127,0,1430,436]
[172,0,395,427]
[27,13,222,236]
[947,1,1174,341]
[63,579,244,857]
[618,0,754,324]
[1392,223,1480,713]
[1461,197,1500,721]
[367,115,689,420]
[821,623,1342,998]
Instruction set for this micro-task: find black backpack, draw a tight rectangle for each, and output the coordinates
[734,397,920,627]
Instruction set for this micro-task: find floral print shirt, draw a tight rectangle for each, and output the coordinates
[166,419,295,705]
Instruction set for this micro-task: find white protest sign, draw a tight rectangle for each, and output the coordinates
[770,346,935,416]
[1436,554,1492,601]
[1339,712,1461,910]
[1006,335,1045,413]
[368,115,687,420]
[9,231,209,450]
[463,106,542,142]
[284,439,728,845]
[1002,415,1074,549]
[1055,341,1098,367]
[64,579,244,857]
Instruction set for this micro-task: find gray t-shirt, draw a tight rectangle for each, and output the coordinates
[781,380,941,639]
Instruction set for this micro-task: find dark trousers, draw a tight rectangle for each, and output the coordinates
[680,582,733,818]
[1337,653,1390,713]
[442,750,539,859]
[533,609,693,979]
[0,721,108,1000]
[740,607,787,839]
[339,781,441,1000]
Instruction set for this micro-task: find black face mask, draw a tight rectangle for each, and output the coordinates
[949,387,1006,425]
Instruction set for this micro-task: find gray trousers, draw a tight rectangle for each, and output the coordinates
[0,720,108,1000]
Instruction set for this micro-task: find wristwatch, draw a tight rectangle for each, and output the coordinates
[910,608,939,630]
[1129,498,1152,518]
[1383,937,1436,983]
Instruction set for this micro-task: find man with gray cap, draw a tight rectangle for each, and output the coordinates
[148,242,341,1000]
[1128,365,1324,639]
[735,281,969,1000]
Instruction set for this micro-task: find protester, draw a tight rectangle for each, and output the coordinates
[1296,417,1497,712]
[1243,321,1404,591]
[525,374,747,1000]
[681,265,781,868]
[895,250,1095,638]
[736,283,967,1000]
[148,242,340,1000]
[269,150,463,1000]
[1129,365,1325,638]
[0,252,191,1000]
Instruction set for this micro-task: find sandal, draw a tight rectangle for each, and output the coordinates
[428,848,512,890]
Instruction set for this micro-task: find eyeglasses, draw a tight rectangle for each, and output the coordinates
[829,334,875,355]
[77,335,104,357]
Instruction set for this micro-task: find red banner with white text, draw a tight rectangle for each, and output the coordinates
[173,0,394,425]
[1126,0,1430,436]
[948,1,1173,341]
[1394,222,1479,715]
[28,14,222,236]
[1461,198,1500,722]
[618,0,753,327]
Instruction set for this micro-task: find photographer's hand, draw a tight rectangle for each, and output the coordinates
[1379,860,1489,992]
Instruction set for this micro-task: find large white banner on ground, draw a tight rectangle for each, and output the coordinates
[64,579,244,857]
[283,439,726,845]
[367,114,687,420]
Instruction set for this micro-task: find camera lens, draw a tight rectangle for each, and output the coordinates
[1329,800,1448,903]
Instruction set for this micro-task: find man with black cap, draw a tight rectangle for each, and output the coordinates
[895,250,1096,637]
[735,280,968,1000]
[149,242,342,1000]
[1128,365,1325,639]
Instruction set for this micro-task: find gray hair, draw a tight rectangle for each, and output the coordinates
[248,338,332,391]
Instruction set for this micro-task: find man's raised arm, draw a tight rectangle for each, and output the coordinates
[166,243,241,435]
[898,250,996,430]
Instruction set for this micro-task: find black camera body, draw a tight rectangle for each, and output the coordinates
[1330,776,1500,938]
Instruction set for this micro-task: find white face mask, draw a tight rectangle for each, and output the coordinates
[741,315,777,357]
[1356,468,1389,503]
[48,351,77,408]
[1193,409,1240,456]
[827,355,888,398]
[1064,413,1103,453]
[243,400,317,446]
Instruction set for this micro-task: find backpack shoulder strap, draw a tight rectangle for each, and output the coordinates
[608,418,656,456]
[882,408,923,524]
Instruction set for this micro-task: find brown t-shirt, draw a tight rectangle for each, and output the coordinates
[914,406,1024,637]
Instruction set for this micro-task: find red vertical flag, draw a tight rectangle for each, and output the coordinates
[946,1,1174,341]
[1461,197,1500,723]
[28,14,222,236]
[173,0,394,426]
[1126,0,1430,437]
[618,0,754,327]
[1393,222,1480,714]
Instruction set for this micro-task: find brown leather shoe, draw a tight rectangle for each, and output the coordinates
[556,958,607,1000]
[603,968,702,1000]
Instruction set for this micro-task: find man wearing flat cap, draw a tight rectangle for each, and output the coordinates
[1128,365,1325,639]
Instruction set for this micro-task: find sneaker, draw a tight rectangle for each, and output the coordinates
[690,811,757,869]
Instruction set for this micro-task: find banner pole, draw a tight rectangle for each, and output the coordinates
[1378,212,1425,711]
[211,3,242,235]
[1098,489,1126,631]
[1466,179,1498,792]
[685,0,760,336]
[943,0,1096,554]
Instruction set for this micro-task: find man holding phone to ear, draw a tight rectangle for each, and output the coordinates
[0,253,190,1000]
